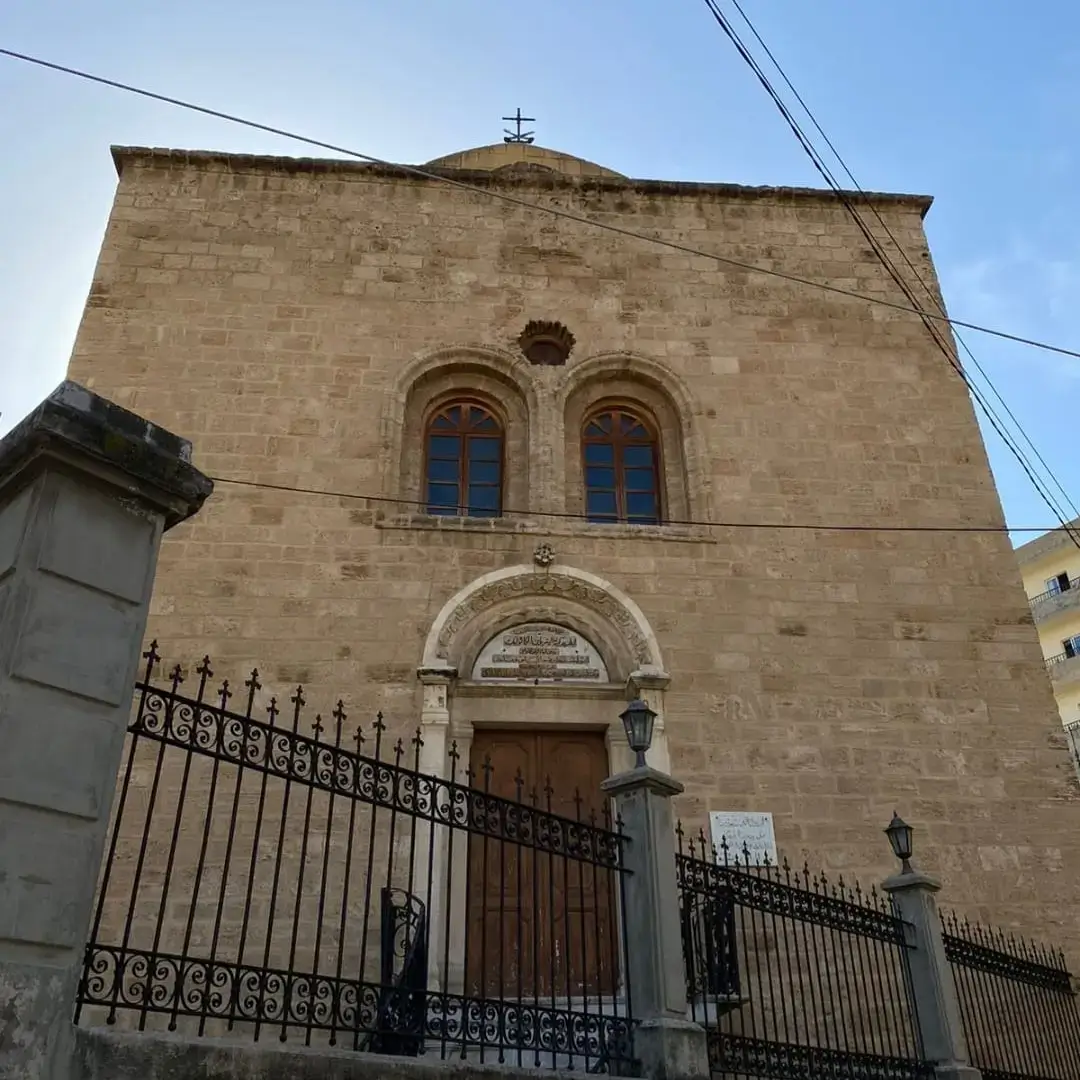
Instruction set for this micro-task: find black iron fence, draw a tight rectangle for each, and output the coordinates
[77,642,1080,1080]
[677,827,930,1080]
[76,644,635,1071]
[943,913,1080,1080]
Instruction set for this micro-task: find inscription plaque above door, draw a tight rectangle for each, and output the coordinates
[471,622,608,683]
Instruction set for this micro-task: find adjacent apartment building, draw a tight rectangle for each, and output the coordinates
[1016,521,1080,766]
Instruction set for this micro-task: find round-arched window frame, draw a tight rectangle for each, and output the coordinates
[582,406,662,525]
[424,401,504,517]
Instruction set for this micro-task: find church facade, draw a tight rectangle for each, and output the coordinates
[66,140,1079,956]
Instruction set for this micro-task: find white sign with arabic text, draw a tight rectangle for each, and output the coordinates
[709,811,778,867]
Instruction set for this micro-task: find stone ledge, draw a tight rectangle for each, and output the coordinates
[0,382,213,528]
[109,145,933,214]
[374,513,714,544]
[75,1027,616,1080]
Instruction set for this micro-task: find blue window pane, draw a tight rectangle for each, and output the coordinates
[587,491,617,516]
[427,483,458,508]
[432,413,456,430]
[470,459,500,484]
[627,492,657,518]
[468,436,501,461]
[625,468,655,492]
[428,435,461,459]
[471,410,498,432]
[427,458,459,483]
[585,442,615,465]
[467,485,500,512]
[623,444,654,467]
[585,466,615,490]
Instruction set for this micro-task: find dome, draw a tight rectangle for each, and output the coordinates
[424,143,624,179]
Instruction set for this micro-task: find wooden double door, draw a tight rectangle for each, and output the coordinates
[465,728,619,1000]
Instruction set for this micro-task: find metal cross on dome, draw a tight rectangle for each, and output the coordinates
[502,108,536,145]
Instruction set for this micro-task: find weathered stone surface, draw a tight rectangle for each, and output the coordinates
[75,1028,623,1080]
[64,142,1080,967]
[0,381,212,527]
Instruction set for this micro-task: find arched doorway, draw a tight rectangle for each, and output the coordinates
[413,563,670,999]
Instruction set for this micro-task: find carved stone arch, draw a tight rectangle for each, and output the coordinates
[381,343,540,514]
[556,351,711,523]
[422,564,664,676]
[456,603,633,685]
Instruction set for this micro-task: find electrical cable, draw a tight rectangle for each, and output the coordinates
[4,42,1074,544]
[3,45,1080,363]
[724,0,1080,527]
[698,0,1080,547]
[208,472,1066,535]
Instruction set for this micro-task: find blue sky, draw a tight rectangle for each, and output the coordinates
[1,0,1078,542]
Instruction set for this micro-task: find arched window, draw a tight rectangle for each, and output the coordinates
[425,401,503,517]
[582,406,661,525]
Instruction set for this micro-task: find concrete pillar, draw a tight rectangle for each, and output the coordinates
[883,868,983,1080]
[601,765,709,1080]
[0,383,211,1080]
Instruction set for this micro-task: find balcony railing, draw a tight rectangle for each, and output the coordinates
[1043,653,1080,689]
[1066,721,1080,779]
[1029,577,1080,607]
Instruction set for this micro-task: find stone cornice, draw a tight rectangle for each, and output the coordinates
[110,145,934,216]
[1015,520,1080,565]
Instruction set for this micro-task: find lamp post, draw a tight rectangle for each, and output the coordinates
[602,698,708,1080]
[620,698,657,769]
[884,811,915,874]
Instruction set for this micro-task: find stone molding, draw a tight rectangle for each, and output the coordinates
[0,381,213,527]
[422,563,663,672]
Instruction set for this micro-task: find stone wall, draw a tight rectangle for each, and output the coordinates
[75,1028,586,1080]
[66,146,1080,961]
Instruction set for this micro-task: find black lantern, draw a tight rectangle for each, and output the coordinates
[884,812,914,873]
[620,698,656,768]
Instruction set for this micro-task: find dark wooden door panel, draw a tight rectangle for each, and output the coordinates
[465,728,617,999]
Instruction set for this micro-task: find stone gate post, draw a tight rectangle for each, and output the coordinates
[882,818,982,1080]
[602,747,709,1080]
[0,383,211,1080]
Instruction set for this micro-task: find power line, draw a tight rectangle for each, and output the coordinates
[5,42,1073,546]
[209,473,1067,536]
[722,0,1080,530]
[4,45,1080,363]
[698,0,1080,548]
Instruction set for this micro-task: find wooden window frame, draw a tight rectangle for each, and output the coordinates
[423,399,505,518]
[581,403,663,525]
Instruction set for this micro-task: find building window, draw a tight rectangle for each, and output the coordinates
[582,406,661,525]
[1063,636,1080,659]
[424,402,503,517]
[1046,572,1071,595]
